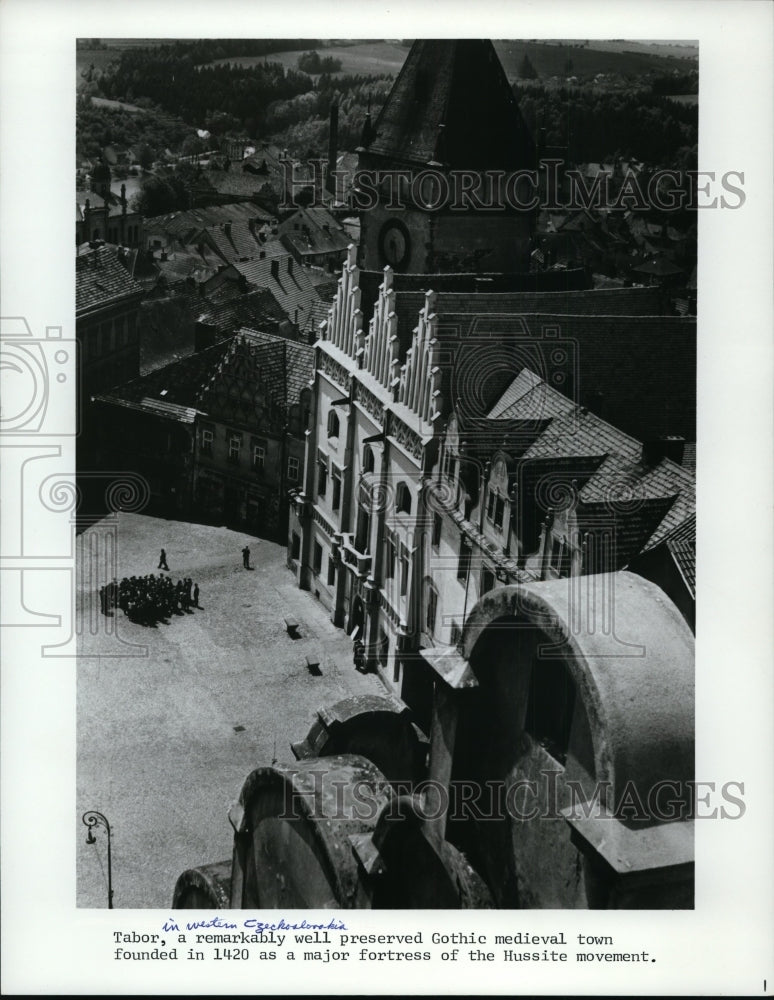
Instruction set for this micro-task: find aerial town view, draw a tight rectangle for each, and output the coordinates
[75,37,698,911]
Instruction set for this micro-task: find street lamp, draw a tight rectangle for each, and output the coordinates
[82,810,114,908]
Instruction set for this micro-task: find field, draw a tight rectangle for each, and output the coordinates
[203,40,410,76]
[493,40,697,80]
[90,96,145,113]
[201,38,696,83]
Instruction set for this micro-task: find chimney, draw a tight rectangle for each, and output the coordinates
[642,435,686,467]
[358,94,376,150]
[224,221,232,238]
[287,257,294,275]
[270,259,279,279]
[327,97,339,197]
[121,183,127,214]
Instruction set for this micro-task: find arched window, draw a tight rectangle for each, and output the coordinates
[396,481,411,515]
[362,444,375,473]
[327,409,340,439]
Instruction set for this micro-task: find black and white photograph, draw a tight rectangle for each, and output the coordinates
[1,0,772,995]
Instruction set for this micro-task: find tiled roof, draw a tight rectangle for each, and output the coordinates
[278,208,351,259]
[231,328,315,408]
[144,202,272,243]
[231,254,321,326]
[489,370,556,419]
[517,373,694,555]
[472,312,696,442]
[471,369,695,560]
[76,189,128,221]
[96,341,231,411]
[305,297,335,339]
[76,245,145,315]
[663,513,696,596]
[196,289,287,337]
[155,248,219,285]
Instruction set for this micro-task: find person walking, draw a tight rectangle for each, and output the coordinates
[158,548,169,571]
[242,545,250,569]
[193,583,200,608]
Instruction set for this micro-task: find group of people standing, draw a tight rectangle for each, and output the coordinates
[98,548,201,626]
[100,574,200,626]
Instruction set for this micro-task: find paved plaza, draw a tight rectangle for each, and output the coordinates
[77,513,383,908]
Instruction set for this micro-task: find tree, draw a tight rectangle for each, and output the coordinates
[518,53,539,80]
[137,144,155,171]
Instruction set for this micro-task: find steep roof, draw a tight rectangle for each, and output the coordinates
[94,330,314,429]
[94,341,231,414]
[76,245,144,315]
[661,513,696,596]
[486,370,695,557]
[231,254,323,327]
[196,289,287,337]
[364,39,535,170]
[231,328,315,408]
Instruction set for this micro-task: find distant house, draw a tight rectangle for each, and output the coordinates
[76,243,145,402]
[278,207,351,272]
[92,330,314,539]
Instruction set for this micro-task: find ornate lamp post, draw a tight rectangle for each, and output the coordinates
[82,810,114,908]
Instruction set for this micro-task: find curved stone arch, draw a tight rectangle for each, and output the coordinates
[460,571,695,810]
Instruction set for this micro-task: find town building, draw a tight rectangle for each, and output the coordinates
[76,159,144,247]
[76,243,145,403]
[286,39,696,718]
[92,329,313,538]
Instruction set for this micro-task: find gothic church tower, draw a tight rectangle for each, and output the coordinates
[357,40,536,275]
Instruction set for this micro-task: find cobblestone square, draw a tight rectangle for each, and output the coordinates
[77,513,382,908]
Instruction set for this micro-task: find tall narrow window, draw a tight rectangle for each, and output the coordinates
[432,512,442,548]
[399,546,410,597]
[426,582,438,636]
[312,541,323,575]
[228,435,241,464]
[288,456,300,482]
[327,409,340,440]
[384,531,396,580]
[253,444,265,470]
[201,428,213,455]
[317,453,328,497]
[494,495,505,530]
[356,507,371,554]
[457,537,471,582]
[363,444,375,473]
[331,467,342,512]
